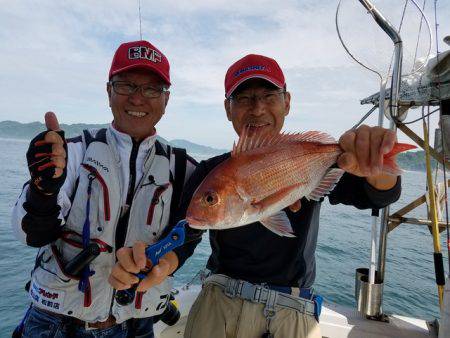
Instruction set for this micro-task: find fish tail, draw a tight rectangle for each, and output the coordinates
[382,143,416,175]
[384,143,416,158]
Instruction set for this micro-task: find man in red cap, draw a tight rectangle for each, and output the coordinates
[11,40,197,337]
[174,54,401,337]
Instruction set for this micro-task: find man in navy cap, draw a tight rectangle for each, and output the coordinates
[175,54,401,338]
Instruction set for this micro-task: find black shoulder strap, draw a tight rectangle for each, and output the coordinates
[155,140,170,159]
[159,146,188,238]
[170,147,187,214]
[83,128,108,148]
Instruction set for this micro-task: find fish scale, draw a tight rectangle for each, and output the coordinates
[239,144,341,201]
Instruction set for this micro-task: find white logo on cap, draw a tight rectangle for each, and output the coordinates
[128,46,162,63]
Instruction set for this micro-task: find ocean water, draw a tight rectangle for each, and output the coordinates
[0,137,448,335]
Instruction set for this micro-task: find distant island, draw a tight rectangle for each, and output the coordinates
[0,120,431,171]
[0,120,228,156]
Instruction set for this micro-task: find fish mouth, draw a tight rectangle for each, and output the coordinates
[186,216,208,229]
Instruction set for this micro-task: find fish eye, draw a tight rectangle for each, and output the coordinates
[203,191,219,206]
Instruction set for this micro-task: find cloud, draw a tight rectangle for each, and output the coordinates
[0,0,449,148]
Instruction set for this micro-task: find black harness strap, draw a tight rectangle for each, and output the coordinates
[158,146,188,239]
[83,128,107,148]
[170,147,187,216]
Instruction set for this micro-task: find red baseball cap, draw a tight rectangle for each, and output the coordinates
[109,40,171,85]
[224,54,285,98]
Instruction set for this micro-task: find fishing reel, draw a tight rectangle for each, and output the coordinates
[154,294,181,326]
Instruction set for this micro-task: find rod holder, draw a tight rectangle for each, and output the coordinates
[355,268,384,317]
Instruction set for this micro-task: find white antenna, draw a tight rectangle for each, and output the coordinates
[138,0,143,40]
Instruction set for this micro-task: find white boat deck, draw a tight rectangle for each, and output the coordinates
[154,285,437,338]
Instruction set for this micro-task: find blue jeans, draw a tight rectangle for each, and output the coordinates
[21,306,154,338]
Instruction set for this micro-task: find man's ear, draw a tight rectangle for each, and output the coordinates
[164,91,170,108]
[284,91,291,117]
[107,82,112,108]
[224,98,232,121]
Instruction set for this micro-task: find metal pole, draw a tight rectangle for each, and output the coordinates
[377,206,390,282]
[357,0,403,305]
[358,0,403,121]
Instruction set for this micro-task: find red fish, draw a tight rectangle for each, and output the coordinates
[186,129,415,236]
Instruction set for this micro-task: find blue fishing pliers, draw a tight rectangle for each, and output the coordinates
[114,220,186,306]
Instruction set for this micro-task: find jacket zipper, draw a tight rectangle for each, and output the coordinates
[81,163,111,221]
[114,140,140,251]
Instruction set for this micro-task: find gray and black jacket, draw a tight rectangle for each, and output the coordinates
[11,125,197,323]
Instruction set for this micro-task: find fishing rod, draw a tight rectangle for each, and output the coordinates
[422,106,445,307]
[433,0,450,274]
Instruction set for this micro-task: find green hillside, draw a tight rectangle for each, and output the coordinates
[396,150,438,172]
[0,120,434,170]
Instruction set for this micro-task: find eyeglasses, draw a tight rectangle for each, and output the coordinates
[109,81,168,99]
[229,90,286,107]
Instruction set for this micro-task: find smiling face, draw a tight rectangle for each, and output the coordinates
[224,78,291,139]
[107,68,170,141]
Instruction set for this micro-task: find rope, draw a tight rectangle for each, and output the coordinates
[335,0,382,81]
[384,0,409,80]
[336,0,432,82]
[401,107,439,124]
[412,0,427,70]
[351,105,378,130]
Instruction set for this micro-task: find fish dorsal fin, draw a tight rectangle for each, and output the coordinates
[307,168,345,201]
[232,128,337,157]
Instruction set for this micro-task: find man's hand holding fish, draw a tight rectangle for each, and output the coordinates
[338,125,400,190]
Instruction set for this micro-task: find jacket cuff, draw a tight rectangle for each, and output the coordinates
[25,184,60,215]
[363,176,401,209]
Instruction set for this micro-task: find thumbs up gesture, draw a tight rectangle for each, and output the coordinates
[26,112,67,195]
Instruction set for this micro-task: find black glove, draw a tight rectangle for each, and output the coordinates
[22,188,62,247]
[26,130,67,195]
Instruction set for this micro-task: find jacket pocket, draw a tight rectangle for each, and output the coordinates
[146,183,170,226]
[31,247,80,315]
[146,183,173,240]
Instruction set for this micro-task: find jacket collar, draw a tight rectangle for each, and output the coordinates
[109,123,157,152]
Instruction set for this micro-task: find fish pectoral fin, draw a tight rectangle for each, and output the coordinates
[260,212,296,237]
[251,183,304,212]
[307,168,344,201]
[251,184,302,237]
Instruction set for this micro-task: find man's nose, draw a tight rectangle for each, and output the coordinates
[250,98,266,116]
[127,90,145,105]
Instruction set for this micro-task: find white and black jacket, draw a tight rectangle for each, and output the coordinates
[11,124,197,323]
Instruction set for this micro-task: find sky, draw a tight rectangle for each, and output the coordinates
[0,0,449,149]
